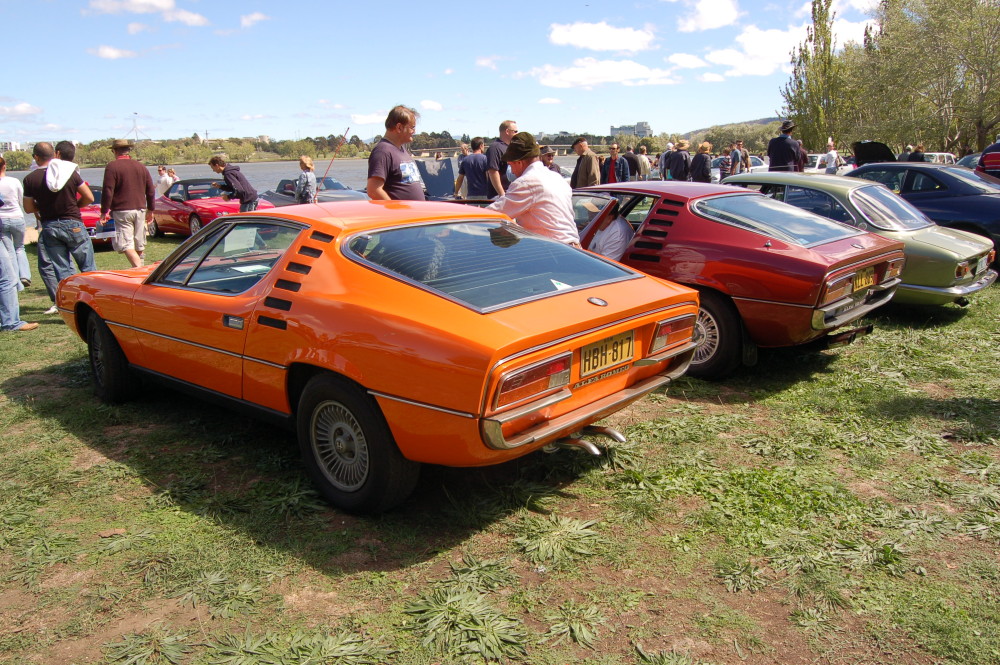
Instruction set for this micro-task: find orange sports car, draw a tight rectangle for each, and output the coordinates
[57,201,699,513]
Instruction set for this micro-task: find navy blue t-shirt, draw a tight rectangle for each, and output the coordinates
[368,139,425,200]
[459,153,489,197]
[485,139,509,198]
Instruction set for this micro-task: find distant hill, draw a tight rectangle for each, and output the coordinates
[683,117,780,139]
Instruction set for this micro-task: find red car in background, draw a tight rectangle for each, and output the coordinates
[150,178,274,237]
[80,185,116,246]
[575,182,906,379]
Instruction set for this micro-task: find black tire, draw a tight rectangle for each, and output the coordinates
[188,214,202,235]
[147,218,162,237]
[688,290,743,380]
[296,374,420,513]
[86,315,139,403]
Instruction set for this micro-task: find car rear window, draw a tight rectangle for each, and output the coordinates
[850,185,933,231]
[692,193,860,246]
[348,221,637,312]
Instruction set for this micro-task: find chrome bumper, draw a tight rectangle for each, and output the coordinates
[811,278,900,330]
[900,269,997,298]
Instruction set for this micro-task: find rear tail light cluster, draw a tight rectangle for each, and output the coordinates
[884,258,905,280]
[649,314,696,354]
[956,260,972,279]
[820,274,855,306]
[495,353,571,409]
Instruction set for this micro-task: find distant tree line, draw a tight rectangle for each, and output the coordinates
[783,0,999,154]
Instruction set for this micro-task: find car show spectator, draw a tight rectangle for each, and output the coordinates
[570,137,600,188]
[600,143,630,184]
[667,140,692,181]
[658,142,675,178]
[0,238,37,332]
[690,142,713,183]
[155,166,173,197]
[898,144,913,161]
[796,140,808,172]
[539,145,561,174]
[22,141,97,285]
[637,146,652,179]
[101,138,156,268]
[454,137,489,198]
[817,139,840,174]
[486,120,518,198]
[975,134,1000,178]
[907,144,926,162]
[486,132,579,246]
[730,141,745,175]
[295,155,317,204]
[589,198,633,261]
[0,156,30,289]
[210,155,260,211]
[767,120,800,171]
[167,168,179,183]
[366,105,425,201]
[623,146,641,181]
[718,146,733,180]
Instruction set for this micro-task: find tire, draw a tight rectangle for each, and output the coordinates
[188,214,202,235]
[296,374,420,513]
[147,218,162,237]
[688,290,743,380]
[86,315,140,403]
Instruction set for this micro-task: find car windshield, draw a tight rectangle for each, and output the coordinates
[186,182,225,199]
[317,177,349,191]
[938,166,1000,192]
[348,220,636,312]
[693,193,859,246]
[850,185,933,231]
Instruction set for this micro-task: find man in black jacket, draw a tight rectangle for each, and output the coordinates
[209,156,258,211]
[767,120,800,172]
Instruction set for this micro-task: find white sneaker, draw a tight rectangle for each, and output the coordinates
[44,305,58,315]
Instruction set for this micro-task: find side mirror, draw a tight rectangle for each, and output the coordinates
[170,194,184,203]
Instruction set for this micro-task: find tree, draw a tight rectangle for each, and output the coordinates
[2,150,32,171]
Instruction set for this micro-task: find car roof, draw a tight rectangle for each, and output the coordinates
[725,171,874,195]
[577,181,750,201]
[248,200,511,234]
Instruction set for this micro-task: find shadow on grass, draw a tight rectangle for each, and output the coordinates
[2,358,593,577]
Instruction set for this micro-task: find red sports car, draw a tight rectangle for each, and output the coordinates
[575,182,906,379]
[150,178,274,237]
[79,186,116,246]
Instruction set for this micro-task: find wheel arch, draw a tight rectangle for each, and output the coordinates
[287,362,369,418]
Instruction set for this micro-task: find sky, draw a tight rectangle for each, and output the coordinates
[1,0,879,146]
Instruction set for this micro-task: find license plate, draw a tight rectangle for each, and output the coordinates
[976,256,988,274]
[852,267,875,292]
[580,331,634,377]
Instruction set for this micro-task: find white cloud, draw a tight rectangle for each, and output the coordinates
[664,0,741,32]
[88,45,138,59]
[127,22,149,34]
[668,53,708,68]
[444,68,454,75]
[88,0,174,13]
[351,112,385,125]
[0,102,43,119]
[698,72,725,82]
[476,56,499,70]
[163,9,208,26]
[525,57,679,89]
[549,21,656,52]
[832,17,874,47]
[538,97,562,104]
[240,12,268,28]
[240,114,268,120]
[420,100,443,111]
[705,23,808,76]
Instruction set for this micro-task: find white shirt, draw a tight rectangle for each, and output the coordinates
[590,216,633,261]
[156,174,173,197]
[487,161,579,245]
[818,149,839,169]
[0,175,24,218]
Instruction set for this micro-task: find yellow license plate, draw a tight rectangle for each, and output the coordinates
[580,331,634,377]
[852,267,875,292]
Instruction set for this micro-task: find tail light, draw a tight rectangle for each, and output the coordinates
[956,260,971,279]
[820,274,854,306]
[884,258,905,280]
[649,314,696,355]
[494,353,572,409]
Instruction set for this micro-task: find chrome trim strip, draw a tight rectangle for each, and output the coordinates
[899,269,997,297]
[367,390,478,419]
[106,321,287,369]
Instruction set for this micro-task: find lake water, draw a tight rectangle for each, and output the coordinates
[9,155,580,195]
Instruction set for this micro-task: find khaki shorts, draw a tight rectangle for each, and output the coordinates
[111,210,147,253]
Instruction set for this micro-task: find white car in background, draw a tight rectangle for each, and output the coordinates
[712,155,767,183]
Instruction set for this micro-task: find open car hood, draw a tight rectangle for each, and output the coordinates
[852,141,897,167]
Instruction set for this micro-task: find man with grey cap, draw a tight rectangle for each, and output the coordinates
[487,132,579,247]
[101,138,155,267]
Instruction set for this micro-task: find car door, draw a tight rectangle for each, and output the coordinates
[156,181,193,233]
[131,219,305,399]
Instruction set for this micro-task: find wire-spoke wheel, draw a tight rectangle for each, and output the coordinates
[188,214,202,235]
[297,374,419,513]
[688,290,742,380]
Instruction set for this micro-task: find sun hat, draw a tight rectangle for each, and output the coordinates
[502,132,541,162]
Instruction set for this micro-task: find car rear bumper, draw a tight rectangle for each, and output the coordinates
[811,278,900,330]
[895,269,997,304]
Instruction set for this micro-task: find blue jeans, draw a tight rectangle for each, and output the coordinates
[0,240,26,330]
[240,199,259,213]
[40,218,96,284]
[0,216,30,285]
[36,236,58,302]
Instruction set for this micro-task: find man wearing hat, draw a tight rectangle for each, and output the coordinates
[767,120,800,172]
[539,145,561,174]
[101,138,156,268]
[486,132,580,246]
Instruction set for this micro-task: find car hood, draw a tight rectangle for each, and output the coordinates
[852,141,897,167]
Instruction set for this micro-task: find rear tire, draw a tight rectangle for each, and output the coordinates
[688,290,743,380]
[188,214,202,235]
[86,315,139,403]
[147,218,162,237]
[297,374,420,513]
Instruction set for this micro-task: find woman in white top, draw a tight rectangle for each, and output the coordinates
[817,140,839,175]
[0,156,30,288]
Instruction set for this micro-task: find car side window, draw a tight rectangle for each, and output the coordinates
[909,171,944,193]
[158,222,302,293]
[757,184,784,200]
[857,169,903,193]
[784,186,854,224]
[621,195,655,230]
[167,183,182,199]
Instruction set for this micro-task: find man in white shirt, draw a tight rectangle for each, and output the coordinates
[155,166,173,197]
[589,199,633,261]
[487,133,579,246]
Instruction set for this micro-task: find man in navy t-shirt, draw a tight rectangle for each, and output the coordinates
[367,105,425,201]
[454,137,489,198]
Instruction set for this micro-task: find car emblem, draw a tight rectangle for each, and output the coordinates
[851,243,863,249]
[588,297,608,306]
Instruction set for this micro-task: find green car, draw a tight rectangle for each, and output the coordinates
[723,172,997,306]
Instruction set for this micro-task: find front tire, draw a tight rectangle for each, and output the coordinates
[86,315,139,403]
[297,375,420,513]
[688,290,742,380]
[188,214,202,235]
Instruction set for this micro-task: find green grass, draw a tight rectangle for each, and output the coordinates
[1,238,999,663]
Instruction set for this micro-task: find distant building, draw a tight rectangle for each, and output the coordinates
[610,122,652,138]
[0,141,22,153]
